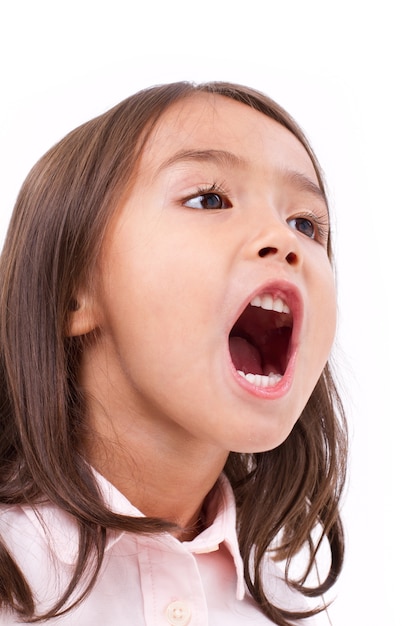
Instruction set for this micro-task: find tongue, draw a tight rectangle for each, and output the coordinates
[229,336,263,375]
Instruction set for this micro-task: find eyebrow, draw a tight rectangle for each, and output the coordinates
[282,169,327,204]
[157,148,327,204]
[157,148,246,172]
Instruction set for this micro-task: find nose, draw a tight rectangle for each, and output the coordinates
[246,217,302,268]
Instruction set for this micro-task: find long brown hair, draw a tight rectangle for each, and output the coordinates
[0,81,347,624]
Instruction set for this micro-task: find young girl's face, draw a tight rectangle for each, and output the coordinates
[78,94,336,454]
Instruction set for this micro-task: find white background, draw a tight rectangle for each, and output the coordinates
[0,2,414,624]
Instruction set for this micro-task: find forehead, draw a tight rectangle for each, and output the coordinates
[141,93,319,183]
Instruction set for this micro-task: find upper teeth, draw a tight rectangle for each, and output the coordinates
[250,294,290,314]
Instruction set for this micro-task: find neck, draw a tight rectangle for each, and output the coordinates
[78,344,229,540]
[84,410,228,541]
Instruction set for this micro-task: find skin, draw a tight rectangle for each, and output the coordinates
[70,93,337,539]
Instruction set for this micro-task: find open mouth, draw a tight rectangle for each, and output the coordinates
[229,293,293,388]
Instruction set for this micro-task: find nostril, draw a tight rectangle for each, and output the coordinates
[286,252,297,265]
[258,246,278,258]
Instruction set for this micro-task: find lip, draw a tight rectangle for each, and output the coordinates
[226,280,303,399]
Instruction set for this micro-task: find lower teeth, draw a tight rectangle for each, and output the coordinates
[237,370,282,387]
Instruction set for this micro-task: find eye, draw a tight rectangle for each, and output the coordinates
[288,216,316,239]
[287,213,329,244]
[183,186,232,210]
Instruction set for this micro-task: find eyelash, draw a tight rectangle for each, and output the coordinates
[183,183,232,210]
[288,211,330,243]
[183,184,329,243]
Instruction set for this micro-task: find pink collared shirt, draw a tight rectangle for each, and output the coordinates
[0,473,318,625]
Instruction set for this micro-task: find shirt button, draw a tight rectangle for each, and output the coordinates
[165,600,192,626]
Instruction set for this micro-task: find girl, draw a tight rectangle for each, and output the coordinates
[0,81,347,625]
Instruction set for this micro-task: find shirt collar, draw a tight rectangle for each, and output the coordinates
[181,474,245,600]
[22,472,245,600]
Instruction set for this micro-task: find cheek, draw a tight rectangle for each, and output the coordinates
[304,252,337,348]
[97,235,215,351]
[314,266,337,352]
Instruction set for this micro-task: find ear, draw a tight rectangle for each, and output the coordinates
[66,291,100,337]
